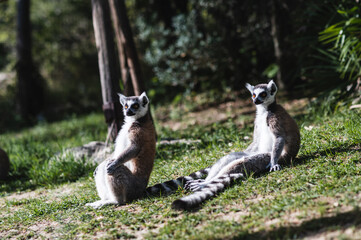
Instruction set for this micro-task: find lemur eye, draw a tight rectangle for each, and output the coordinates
[260,92,267,98]
[132,103,139,109]
[252,94,256,98]
[124,104,128,109]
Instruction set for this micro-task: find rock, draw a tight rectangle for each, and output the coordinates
[54,141,113,164]
[0,148,10,180]
[53,139,201,165]
[158,139,202,145]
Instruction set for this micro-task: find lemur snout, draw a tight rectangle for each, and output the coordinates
[126,110,136,116]
[254,99,263,105]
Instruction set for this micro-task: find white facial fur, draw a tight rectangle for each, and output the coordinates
[118,92,149,120]
[245,80,278,108]
[245,83,254,94]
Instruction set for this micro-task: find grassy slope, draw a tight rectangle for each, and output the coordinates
[0,100,360,239]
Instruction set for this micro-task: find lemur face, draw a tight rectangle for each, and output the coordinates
[246,80,278,107]
[252,88,269,105]
[118,92,149,119]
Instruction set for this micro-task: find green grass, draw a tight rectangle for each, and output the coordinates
[0,103,361,239]
[0,113,105,194]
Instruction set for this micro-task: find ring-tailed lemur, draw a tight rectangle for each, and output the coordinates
[171,80,300,210]
[86,92,156,209]
[146,80,300,210]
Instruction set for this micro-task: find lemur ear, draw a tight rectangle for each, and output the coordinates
[139,92,149,106]
[118,93,127,106]
[245,83,254,94]
[267,80,278,96]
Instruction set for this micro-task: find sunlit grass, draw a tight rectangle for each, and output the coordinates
[0,106,360,239]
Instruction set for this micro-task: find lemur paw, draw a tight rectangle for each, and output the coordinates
[184,179,205,191]
[106,159,116,175]
[184,179,200,189]
[269,164,282,172]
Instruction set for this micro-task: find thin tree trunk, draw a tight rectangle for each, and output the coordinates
[91,0,123,142]
[270,0,285,90]
[0,148,9,180]
[16,0,43,122]
[107,0,145,95]
[108,0,134,96]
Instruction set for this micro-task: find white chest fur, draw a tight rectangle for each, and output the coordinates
[113,120,131,157]
[255,106,274,153]
[112,118,136,172]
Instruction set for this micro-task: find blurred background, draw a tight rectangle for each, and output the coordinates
[0,0,360,133]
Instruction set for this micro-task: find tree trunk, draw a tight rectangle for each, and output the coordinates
[270,0,297,91]
[16,0,44,122]
[108,0,134,96]
[91,0,123,142]
[107,0,145,95]
[0,148,10,180]
[270,0,285,90]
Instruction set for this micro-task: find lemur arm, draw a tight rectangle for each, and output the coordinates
[106,143,140,175]
[269,135,285,172]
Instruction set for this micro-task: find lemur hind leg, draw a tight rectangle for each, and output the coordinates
[86,162,147,209]
[185,151,249,191]
[172,153,272,210]
[185,179,206,191]
[108,165,148,203]
[186,153,271,192]
[86,160,119,209]
[225,153,271,176]
[201,151,249,180]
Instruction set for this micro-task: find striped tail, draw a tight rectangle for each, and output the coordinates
[171,173,244,210]
[146,167,211,196]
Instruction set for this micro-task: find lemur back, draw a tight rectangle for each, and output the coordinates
[147,80,300,210]
[86,92,156,208]
[266,102,300,163]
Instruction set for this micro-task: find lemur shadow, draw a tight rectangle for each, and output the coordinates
[291,143,360,168]
[233,207,361,239]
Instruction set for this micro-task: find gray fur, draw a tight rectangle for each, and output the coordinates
[107,144,140,174]
[86,93,156,209]
[145,167,211,196]
[171,80,300,210]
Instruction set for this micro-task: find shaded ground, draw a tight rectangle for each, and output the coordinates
[157,97,308,131]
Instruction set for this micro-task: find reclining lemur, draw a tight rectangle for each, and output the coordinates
[146,80,300,210]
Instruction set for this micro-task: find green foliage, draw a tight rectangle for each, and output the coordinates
[319,5,361,80]
[131,0,275,94]
[0,0,360,125]
[30,0,100,107]
[308,3,361,115]
[0,0,102,127]
[0,1,16,70]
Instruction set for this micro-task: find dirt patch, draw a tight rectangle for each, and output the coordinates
[216,208,250,222]
[1,220,61,239]
[2,181,81,204]
[2,189,46,203]
[159,99,254,131]
[158,98,308,131]
[245,194,275,204]
[28,220,62,239]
